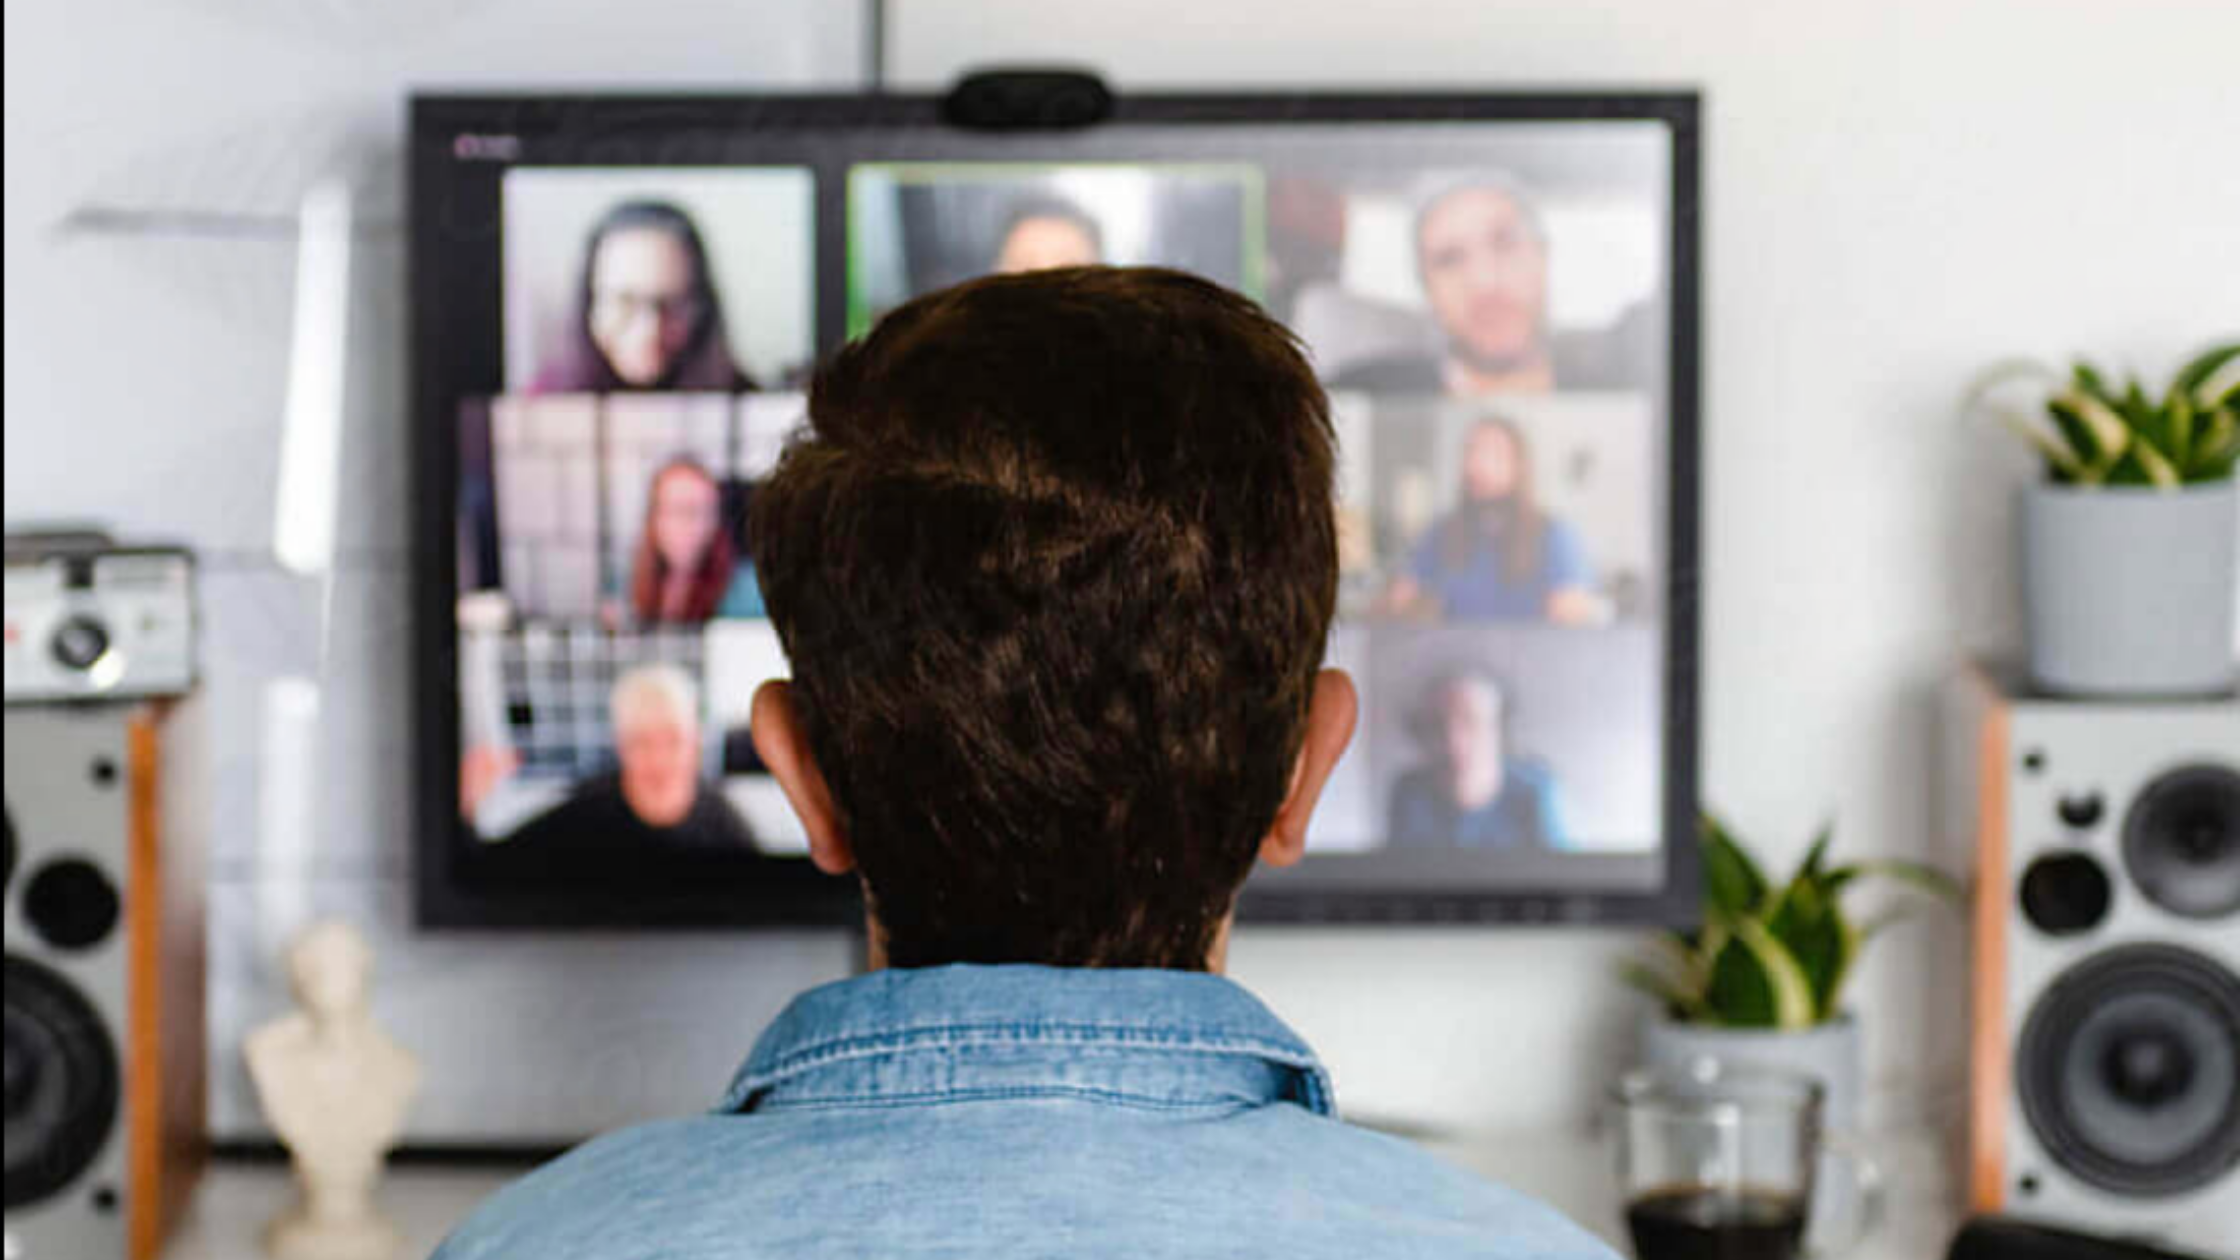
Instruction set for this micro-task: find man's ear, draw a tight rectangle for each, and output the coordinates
[1259,669,1358,869]
[749,680,854,876]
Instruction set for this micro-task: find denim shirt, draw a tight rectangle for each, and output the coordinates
[432,965,1618,1259]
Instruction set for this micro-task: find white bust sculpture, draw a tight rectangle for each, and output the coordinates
[245,920,421,1260]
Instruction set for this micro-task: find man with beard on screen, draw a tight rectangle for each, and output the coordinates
[1331,175,1653,396]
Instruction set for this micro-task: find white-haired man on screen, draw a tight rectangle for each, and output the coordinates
[473,663,759,870]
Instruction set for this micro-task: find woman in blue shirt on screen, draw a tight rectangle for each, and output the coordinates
[1381,415,1606,625]
[1387,668,1570,850]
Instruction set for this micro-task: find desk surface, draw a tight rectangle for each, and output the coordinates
[166,1128,1961,1259]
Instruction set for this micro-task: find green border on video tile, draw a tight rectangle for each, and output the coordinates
[845,162,1267,338]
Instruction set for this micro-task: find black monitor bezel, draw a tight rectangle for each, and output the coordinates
[410,89,1701,931]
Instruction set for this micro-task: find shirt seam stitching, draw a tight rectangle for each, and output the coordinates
[746,1024,1316,1076]
[731,1030,1322,1103]
[744,1084,1273,1115]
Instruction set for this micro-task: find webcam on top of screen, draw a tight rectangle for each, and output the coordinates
[942,68,1116,132]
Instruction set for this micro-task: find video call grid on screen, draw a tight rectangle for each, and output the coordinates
[413,94,1700,928]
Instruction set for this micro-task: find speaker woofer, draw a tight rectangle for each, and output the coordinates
[2,953,122,1210]
[2017,943,2240,1198]
[2122,764,2240,920]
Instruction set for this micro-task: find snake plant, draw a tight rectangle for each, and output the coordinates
[1970,342,2240,488]
[1624,815,1962,1030]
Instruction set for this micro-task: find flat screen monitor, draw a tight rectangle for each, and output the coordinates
[412,90,1700,929]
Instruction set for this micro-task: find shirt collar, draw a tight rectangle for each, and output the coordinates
[718,964,1334,1118]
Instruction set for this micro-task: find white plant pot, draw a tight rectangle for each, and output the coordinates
[1638,1012,1864,1135]
[2023,480,2238,697]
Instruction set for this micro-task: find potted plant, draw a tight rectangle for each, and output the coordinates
[1623,815,1961,1140]
[1971,343,2240,696]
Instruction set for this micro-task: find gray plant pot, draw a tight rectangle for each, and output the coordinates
[1639,1013,1863,1136]
[2024,480,2238,697]
[1638,1014,1864,1251]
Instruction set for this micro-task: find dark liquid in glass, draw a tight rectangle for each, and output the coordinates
[1624,1187,1807,1260]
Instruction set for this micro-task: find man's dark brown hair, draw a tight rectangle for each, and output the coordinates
[750,266,1336,969]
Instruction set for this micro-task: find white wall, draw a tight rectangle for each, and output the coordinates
[6,0,2236,1146]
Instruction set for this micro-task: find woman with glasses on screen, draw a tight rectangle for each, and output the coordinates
[618,457,765,625]
[534,200,756,393]
[1380,416,1606,625]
